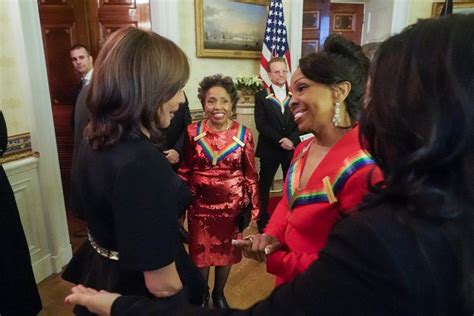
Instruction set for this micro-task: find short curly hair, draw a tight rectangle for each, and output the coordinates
[197,74,239,112]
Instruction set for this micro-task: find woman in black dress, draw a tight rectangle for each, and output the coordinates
[66,14,474,316]
[0,111,42,315]
[62,27,206,315]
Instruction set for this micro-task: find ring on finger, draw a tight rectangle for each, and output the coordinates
[244,235,254,242]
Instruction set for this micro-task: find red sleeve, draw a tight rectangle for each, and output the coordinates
[339,164,383,214]
[242,127,260,219]
[264,140,309,242]
[263,191,290,244]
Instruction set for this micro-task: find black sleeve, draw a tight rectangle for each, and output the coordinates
[245,216,402,315]
[0,111,7,156]
[110,215,403,316]
[254,92,283,143]
[172,102,192,155]
[112,152,179,271]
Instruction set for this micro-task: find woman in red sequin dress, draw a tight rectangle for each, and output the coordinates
[179,74,259,309]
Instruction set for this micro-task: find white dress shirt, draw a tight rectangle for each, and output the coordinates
[272,84,287,113]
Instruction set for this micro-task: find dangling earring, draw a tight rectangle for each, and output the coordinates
[332,102,341,127]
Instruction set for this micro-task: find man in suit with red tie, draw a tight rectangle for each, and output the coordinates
[254,57,300,233]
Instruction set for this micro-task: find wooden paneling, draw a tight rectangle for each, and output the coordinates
[302,0,330,55]
[92,0,150,50]
[39,0,72,5]
[330,3,364,45]
[42,27,77,105]
[37,0,150,204]
[38,0,88,203]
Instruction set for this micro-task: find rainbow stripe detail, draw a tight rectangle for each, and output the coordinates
[196,120,247,165]
[266,88,291,112]
[287,149,375,208]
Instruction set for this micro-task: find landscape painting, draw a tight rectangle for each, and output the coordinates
[195,0,267,58]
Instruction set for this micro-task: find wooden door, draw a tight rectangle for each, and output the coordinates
[37,0,150,205]
[330,3,364,45]
[301,0,330,57]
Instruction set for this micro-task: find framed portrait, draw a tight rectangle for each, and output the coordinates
[431,2,474,17]
[332,13,355,32]
[195,0,268,59]
[303,10,320,30]
[301,39,319,57]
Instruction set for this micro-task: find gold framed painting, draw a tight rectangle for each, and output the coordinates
[303,10,320,30]
[332,13,356,32]
[301,39,319,57]
[431,2,474,17]
[195,0,268,59]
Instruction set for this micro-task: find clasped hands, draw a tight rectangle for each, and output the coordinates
[232,234,281,262]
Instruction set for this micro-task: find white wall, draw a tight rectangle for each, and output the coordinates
[4,0,72,282]
[363,0,395,43]
[151,0,294,110]
[0,1,30,135]
[408,0,438,25]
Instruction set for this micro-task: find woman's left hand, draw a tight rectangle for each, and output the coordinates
[232,234,281,262]
[65,285,121,316]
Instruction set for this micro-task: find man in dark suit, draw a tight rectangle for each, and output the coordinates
[254,57,300,233]
[69,44,93,220]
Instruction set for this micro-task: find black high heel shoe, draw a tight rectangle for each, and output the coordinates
[212,291,230,310]
[202,292,210,308]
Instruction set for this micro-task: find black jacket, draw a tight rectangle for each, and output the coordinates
[254,86,300,160]
[111,203,465,315]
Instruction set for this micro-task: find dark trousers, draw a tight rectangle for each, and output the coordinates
[257,156,292,233]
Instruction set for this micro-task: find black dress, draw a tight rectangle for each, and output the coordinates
[63,134,206,315]
[0,111,42,315]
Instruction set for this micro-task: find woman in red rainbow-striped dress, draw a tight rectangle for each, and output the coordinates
[235,35,383,286]
[179,74,259,309]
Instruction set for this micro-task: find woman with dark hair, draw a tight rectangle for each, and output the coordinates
[178,74,260,309]
[66,14,474,315]
[236,34,382,286]
[62,27,206,315]
[0,111,42,315]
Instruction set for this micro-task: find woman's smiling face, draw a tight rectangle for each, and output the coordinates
[289,68,335,134]
[204,86,233,129]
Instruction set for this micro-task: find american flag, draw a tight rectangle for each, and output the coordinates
[259,0,291,88]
